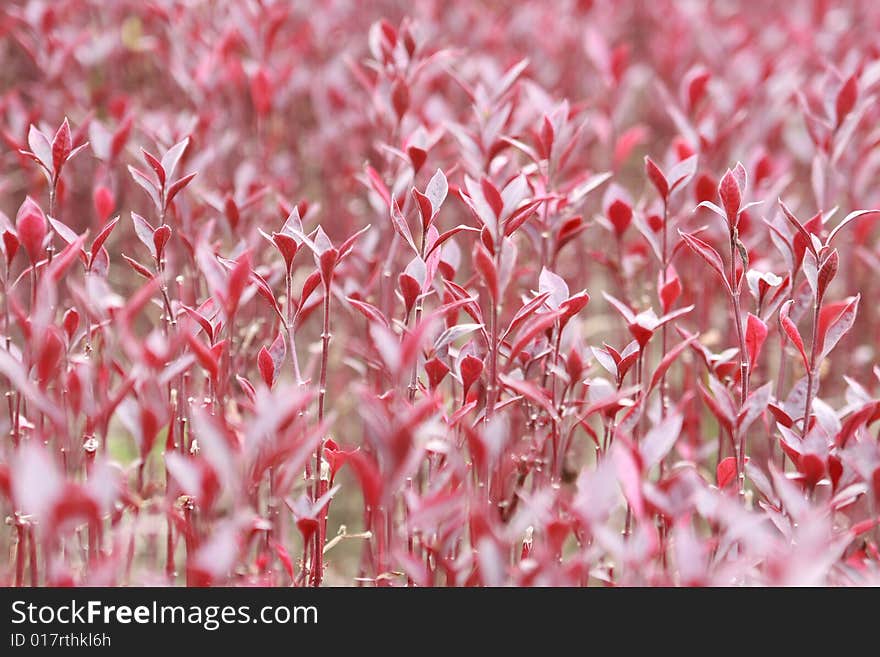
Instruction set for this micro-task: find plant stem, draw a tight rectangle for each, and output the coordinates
[802,299,820,438]
[659,199,670,421]
[486,247,501,422]
[312,284,332,587]
[15,523,25,587]
[285,271,304,386]
[728,231,749,499]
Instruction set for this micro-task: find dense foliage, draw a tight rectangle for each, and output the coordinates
[1,0,880,586]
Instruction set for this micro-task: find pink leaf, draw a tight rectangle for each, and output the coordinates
[498,373,559,422]
[826,209,880,244]
[641,412,683,470]
[390,197,418,254]
[161,137,190,181]
[425,224,478,258]
[648,334,697,393]
[508,310,561,361]
[131,212,156,256]
[473,243,498,302]
[818,295,859,362]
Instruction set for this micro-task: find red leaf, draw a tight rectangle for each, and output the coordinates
[187,333,219,381]
[827,209,880,245]
[3,230,19,266]
[612,444,644,519]
[299,270,322,310]
[425,357,450,389]
[648,334,696,393]
[131,211,156,256]
[504,199,542,237]
[835,74,858,128]
[602,292,636,324]
[27,124,52,171]
[425,224,479,258]
[745,313,768,370]
[560,290,590,325]
[718,168,741,223]
[122,254,154,279]
[508,310,561,361]
[51,118,72,175]
[161,138,190,182]
[835,401,879,448]
[272,233,299,271]
[816,249,838,302]
[424,169,448,216]
[460,354,484,399]
[272,541,294,581]
[697,380,734,431]
[347,451,382,508]
[778,200,816,261]
[472,243,498,302]
[412,189,433,232]
[225,251,251,316]
[391,79,409,120]
[645,156,668,199]
[128,166,160,210]
[684,68,711,111]
[608,199,632,237]
[141,148,165,187]
[798,454,825,488]
[48,235,86,282]
[62,308,79,340]
[346,297,388,327]
[182,305,215,341]
[365,166,391,208]
[678,231,731,293]
[480,178,504,219]
[641,412,683,469]
[818,295,859,362]
[89,216,119,267]
[399,273,421,316]
[503,292,551,341]
[407,146,427,174]
[738,382,772,433]
[153,224,171,260]
[716,456,737,488]
[779,300,809,370]
[667,154,698,193]
[165,172,197,207]
[498,373,559,422]
[258,346,275,387]
[658,265,682,314]
[250,68,273,116]
[390,198,418,254]
[36,327,64,386]
[236,375,256,403]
